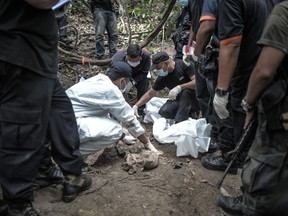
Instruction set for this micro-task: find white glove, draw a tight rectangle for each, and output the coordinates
[144,141,163,155]
[168,85,182,100]
[119,4,125,16]
[191,50,198,62]
[182,54,191,66]
[213,93,229,119]
[133,105,139,117]
[122,135,136,145]
[123,81,134,93]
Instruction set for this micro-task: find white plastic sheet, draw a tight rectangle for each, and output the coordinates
[143,97,168,123]
[144,97,212,158]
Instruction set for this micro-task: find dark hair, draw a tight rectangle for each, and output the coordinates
[127,44,142,58]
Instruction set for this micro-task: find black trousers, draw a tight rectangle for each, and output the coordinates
[196,63,235,153]
[45,79,83,176]
[135,78,149,112]
[229,72,250,151]
[194,62,211,120]
[205,74,235,152]
[158,89,199,123]
[205,74,218,141]
[0,63,54,206]
[0,63,83,207]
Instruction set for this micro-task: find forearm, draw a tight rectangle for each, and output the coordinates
[194,21,215,56]
[180,80,195,90]
[187,26,194,47]
[137,133,149,145]
[135,89,155,107]
[217,42,240,90]
[25,0,59,9]
[245,46,285,105]
[245,67,274,105]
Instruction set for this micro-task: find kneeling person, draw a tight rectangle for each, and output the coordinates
[133,51,199,123]
[111,44,151,116]
[66,62,159,157]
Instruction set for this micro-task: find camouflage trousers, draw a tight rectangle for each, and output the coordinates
[242,128,288,216]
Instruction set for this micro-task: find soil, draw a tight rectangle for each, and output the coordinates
[35,4,242,216]
[34,131,242,216]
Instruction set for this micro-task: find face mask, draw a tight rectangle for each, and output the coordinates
[127,60,140,67]
[119,79,127,93]
[179,0,188,7]
[155,69,168,77]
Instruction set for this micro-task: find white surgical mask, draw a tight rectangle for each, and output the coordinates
[127,60,140,67]
[179,0,188,7]
[119,78,127,93]
[155,69,168,77]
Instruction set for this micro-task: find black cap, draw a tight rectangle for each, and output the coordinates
[150,51,169,70]
[106,61,132,81]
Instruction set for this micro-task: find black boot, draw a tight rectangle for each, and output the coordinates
[208,139,218,153]
[34,166,64,189]
[217,195,243,215]
[201,155,238,174]
[62,174,92,203]
[8,202,40,216]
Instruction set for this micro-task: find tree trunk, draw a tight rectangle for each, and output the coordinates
[139,0,177,48]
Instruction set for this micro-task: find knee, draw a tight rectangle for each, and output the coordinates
[181,89,192,96]
[158,105,171,118]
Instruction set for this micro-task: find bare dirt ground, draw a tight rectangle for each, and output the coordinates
[34,129,242,216]
[34,4,242,215]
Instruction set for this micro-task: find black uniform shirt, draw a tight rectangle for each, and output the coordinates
[152,60,194,91]
[93,0,114,11]
[0,0,58,79]
[200,0,219,45]
[201,0,218,21]
[188,0,204,38]
[218,0,280,98]
[218,0,280,71]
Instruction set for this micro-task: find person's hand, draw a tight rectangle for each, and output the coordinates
[119,4,125,16]
[133,105,139,117]
[122,135,136,145]
[185,45,191,54]
[182,54,191,66]
[144,141,163,155]
[213,93,229,119]
[168,85,182,100]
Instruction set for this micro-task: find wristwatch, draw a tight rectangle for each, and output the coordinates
[215,87,229,96]
[241,97,255,112]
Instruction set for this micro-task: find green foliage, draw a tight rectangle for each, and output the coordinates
[67,0,92,15]
[127,0,171,33]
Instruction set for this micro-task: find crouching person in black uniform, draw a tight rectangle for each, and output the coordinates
[133,51,199,123]
[111,44,151,116]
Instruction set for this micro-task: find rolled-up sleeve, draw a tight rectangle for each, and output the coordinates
[105,88,145,138]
